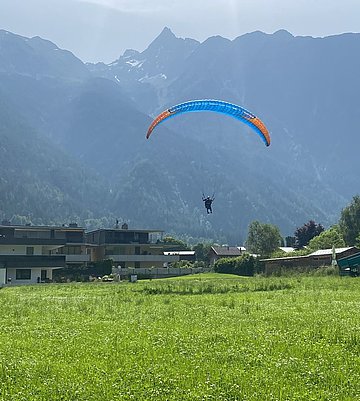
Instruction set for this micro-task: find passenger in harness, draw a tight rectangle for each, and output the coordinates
[202,195,214,214]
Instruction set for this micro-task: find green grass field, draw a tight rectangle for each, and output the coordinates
[0,274,359,400]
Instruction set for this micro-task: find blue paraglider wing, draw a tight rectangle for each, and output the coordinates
[146,99,270,146]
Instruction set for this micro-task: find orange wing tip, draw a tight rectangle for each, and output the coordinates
[146,110,172,139]
[249,117,271,146]
[146,127,154,139]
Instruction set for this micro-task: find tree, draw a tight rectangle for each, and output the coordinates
[245,221,282,257]
[285,236,296,247]
[339,195,360,246]
[355,233,360,249]
[307,225,345,251]
[193,243,212,264]
[294,220,324,249]
[162,236,189,250]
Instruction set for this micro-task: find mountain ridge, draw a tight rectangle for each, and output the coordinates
[0,27,358,243]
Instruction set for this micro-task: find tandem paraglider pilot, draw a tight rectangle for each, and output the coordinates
[202,195,214,214]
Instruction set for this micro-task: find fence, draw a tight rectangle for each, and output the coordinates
[112,266,210,279]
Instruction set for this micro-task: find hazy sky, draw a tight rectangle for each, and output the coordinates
[0,0,359,62]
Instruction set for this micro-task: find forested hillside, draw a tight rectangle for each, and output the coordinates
[1,28,358,243]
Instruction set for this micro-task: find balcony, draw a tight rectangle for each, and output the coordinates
[0,237,65,246]
[65,255,91,263]
[0,255,66,269]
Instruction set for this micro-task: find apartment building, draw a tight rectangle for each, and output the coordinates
[85,227,179,269]
[0,222,83,285]
[0,222,188,285]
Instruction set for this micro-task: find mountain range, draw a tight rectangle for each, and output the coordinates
[0,27,359,244]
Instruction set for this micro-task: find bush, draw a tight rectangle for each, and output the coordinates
[214,254,260,276]
[53,259,113,283]
[264,264,339,277]
[311,265,339,276]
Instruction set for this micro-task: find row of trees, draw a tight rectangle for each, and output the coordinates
[163,195,360,267]
[245,195,360,257]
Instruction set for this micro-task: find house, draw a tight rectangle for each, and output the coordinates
[85,228,180,269]
[0,222,84,285]
[261,247,360,274]
[209,246,244,265]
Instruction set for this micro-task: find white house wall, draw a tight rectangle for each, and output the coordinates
[6,268,54,285]
[0,245,43,255]
[0,268,5,285]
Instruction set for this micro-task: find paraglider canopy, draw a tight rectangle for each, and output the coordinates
[146,99,271,146]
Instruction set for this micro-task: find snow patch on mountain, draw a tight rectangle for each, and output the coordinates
[139,73,167,84]
[126,59,144,68]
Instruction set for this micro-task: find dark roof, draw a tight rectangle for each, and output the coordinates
[211,246,242,256]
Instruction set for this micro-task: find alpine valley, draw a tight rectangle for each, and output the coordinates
[0,27,359,244]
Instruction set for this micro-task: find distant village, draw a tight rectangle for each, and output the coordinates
[1,220,359,286]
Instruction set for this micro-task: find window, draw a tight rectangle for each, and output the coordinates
[66,231,83,243]
[16,269,31,280]
[26,247,34,255]
[15,230,50,239]
[104,247,114,256]
[63,246,82,255]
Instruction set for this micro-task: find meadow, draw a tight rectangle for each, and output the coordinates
[0,274,359,400]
